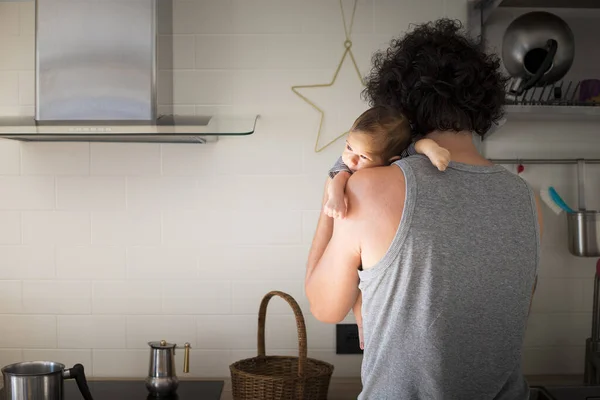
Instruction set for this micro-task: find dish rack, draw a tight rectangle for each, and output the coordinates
[505,79,600,108]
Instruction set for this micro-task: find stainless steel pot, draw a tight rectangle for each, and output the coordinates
[503,11,575,98]
[1,361,93,400]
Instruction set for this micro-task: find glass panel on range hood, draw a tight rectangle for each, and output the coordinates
[0,115,258,143]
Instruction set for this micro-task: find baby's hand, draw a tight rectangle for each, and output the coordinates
[324,194,347,219]
[427,147,451,171]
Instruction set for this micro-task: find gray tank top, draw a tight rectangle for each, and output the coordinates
[357,156,540,400]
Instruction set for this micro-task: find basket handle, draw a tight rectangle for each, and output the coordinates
[257,291,307,377]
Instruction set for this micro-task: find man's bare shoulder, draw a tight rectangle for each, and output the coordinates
[346,165,406,209]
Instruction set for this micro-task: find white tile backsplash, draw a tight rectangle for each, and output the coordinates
[23,281,92,314]
[231,0,303,34]
[301,0,374,35]
[172,0,233,34]
[0,72,19,107]
[0,3,20,36]
[161,210,302,246]
[530,278,585,313]
[0,177,55,210]
[197,245,309,281]
[160,144,221,176]
[0,211,20,244]
[523,346,586,375]
[196,315,255,350]
[373,0,445,34]
[18,71,34,106]
[0,316,57,348]
[56,246,126,280]
[18,2,35,36]
[127,246,198,279]
[91,211,161,245]
[21,143,90,176]
[195,35,344,70]
[92,281,162,315]
[0,35,34,70]
[172,70,234,105]
[162,280,232,314]
[126,177,199,210]
[22,211,91,245]
[524,313,591,348]
[0,281,22,313]
[0,0,597,379]
[92,350,147,377]
[57,177,126,210]
[57,315,126,349]
[0,245,55,280]
[126,315,197,349]
[91,144,161,176]
[0,139,20,175]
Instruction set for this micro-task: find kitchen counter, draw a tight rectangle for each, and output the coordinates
[536,385,600,400]
[1,380,224,400]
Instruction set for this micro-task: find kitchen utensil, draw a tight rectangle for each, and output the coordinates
[1,361,93,400]
[229,291,334,400]
[145,340,191,397]
[568,211,600,257]
[503,11,575,98]
[578,159,587,211]
[567,160,600,257]
[540,186,574,215]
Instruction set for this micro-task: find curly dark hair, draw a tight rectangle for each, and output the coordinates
[362,18,508,138]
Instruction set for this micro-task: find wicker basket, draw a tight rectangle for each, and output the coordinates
[229,291,334,400]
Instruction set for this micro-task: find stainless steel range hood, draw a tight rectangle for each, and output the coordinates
[0,0,257,143]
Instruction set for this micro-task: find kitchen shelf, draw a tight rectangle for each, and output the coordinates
[489,158,600,164]
[0,115,258,143]
[484,104,600,139]
[505,104,600,116]
[482,79,600,139]
[497,0,600,8]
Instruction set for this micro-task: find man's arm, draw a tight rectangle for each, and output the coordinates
[306,177,364,323]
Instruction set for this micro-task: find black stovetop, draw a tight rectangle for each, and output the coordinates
[1,380,224,400]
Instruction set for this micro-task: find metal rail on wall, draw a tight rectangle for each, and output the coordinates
[489,158,600,165]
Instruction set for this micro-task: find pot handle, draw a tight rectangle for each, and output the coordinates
[510,39,558,97]
[63,364,94,400]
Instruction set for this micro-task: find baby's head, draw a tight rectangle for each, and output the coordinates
[342,106,411,172]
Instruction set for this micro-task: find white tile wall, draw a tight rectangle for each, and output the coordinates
[21,143,90,176]
[0,211,20,244]
[0,0,597,381]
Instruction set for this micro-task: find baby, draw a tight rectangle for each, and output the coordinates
[324,106,451,219]
[323,106,451,349]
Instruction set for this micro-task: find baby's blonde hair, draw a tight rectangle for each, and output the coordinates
[351,106,412,162]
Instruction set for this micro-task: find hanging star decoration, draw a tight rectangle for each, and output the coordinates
[291,0,366,153]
